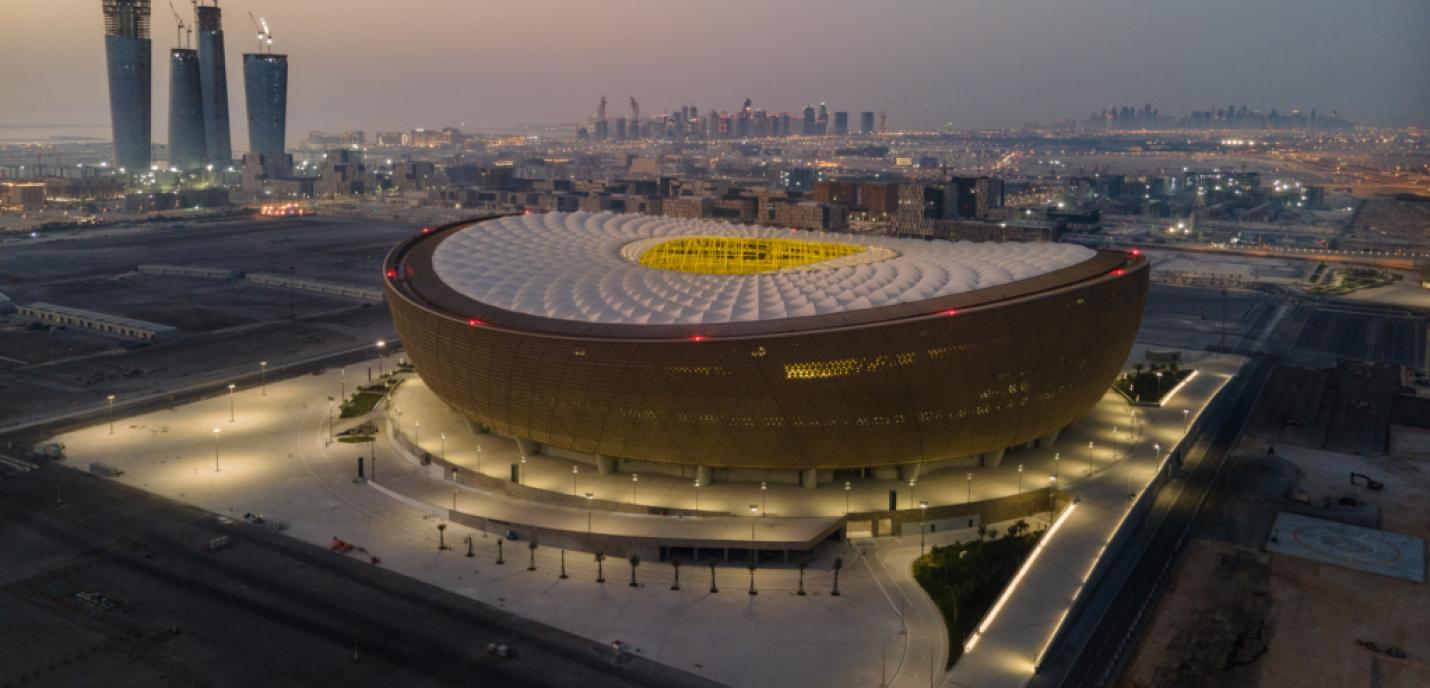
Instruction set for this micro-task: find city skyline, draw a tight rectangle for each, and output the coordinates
[3,0,1428,147]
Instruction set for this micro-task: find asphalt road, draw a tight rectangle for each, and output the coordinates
[0,464,725,688]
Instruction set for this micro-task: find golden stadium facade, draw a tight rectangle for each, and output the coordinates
[385,212,1148,481]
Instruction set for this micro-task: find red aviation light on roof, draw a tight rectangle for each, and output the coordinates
[1111,268,1126,277]
[420,226,432,234]
[466,318,484,326]
[689,334,707,342]
[941,308,959,316]
[1130,248,1141,256]
[385,268,398,280]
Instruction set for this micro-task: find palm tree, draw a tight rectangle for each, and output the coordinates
[527,541,538,571]
[747,563,758,596]
[595,552,606,583]
[628,554,642,587]
[670,556,682,591]
[831,557,844,596]
[708,559,719,593]
[796,560,808,596]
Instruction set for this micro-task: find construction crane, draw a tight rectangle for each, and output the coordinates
[167,1,189,48]
[247,11,273,53]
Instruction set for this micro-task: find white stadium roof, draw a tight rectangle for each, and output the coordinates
[430,212,1096,326]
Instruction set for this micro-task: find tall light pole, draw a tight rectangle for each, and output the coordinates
[1183,408,1190,428]
[211,427,221,472]
[414,421,421,452]
[227,383,236,422]
[1048,475,1057,518]
[908,479,917,511]
[571,465,579,495]
[844,480,852,516]
[631,473,639,505]
[694,479,701,511]
[1054,451,1060,483]
[759,481,767,516]
[106,394,116,435]
[1087,441,1095,477]
[966,473,973,503]
[259,360,268,396]
[376,339,386,377]
[585,492,594,532]
[476,444,483,473]
[1017,464,1024,494]
[340,366,346,402]
[749,505,759,542]
[439,432,446,462]
[519,455,526,484]
[918,501,928,556]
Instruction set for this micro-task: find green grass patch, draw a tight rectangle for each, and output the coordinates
[1115,365,1192,404]
[340,391,383,418]
[337,435,374,444]
[914,521,1042,667]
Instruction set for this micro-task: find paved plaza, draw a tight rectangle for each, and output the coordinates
[50,345,1243,688]
[1267,512,1425,583]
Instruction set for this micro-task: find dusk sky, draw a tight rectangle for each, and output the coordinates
[4,0,1428,144]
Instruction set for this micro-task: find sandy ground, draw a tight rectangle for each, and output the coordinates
[1120,435,1430,688]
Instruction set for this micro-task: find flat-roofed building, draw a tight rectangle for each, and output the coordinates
[18,302,178,341]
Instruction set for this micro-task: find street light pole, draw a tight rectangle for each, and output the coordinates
[571,465,579,496]
[631,473,639,505]
[440,432,445,462]
[376,339,386,377]
[760,481,767,516]
[1017,464,1024,494]
[844,480,851,516]
[227,383,236,422]
[211,427,221,472]
[966,473,972,503]
[908,479,917,511]
[107,394,116,435]
[750,505,759,542]
[1087,441,1094,477]
[260,360,268,396]
[584,492,594,532]
[477,444,483,474]
[694,479,701,511]
[1054,451,1060,483]
[918,501,928,556]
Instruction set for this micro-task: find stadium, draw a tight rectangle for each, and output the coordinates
[384,211,1148,487]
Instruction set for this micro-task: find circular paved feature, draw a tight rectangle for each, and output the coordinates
[1291,524,1403,564]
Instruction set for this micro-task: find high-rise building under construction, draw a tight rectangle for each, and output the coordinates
[243,53,288,158]
[168,47,206,170]
[102,0,152,170]
[195,2,232,164]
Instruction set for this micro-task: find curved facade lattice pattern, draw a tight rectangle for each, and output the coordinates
[386,214,1149,471]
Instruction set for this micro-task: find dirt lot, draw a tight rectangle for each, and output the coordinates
[1119,438,1430,688]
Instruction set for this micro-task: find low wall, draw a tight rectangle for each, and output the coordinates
[847,487,1071,538]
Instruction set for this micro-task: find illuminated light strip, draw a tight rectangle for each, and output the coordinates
[1157,369,1199,408]
[963,502,1079,654]
[1034,501,1133,669]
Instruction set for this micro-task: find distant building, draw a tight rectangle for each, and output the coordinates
[774,200,847,231]
[316,149,367,197]
[167,48,206,170]
[860,111,875,135]
[813,180,858,206]
[801,105,817,136]
[391,161,437,193]
[102,0,153,170]
[859,182,898,219]
[780,167,816,192]
[2,182,46,211]
[243,53,288,159]
[833,112,849,136]
[195,3,233,164]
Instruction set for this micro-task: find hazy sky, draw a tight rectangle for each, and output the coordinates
[2,0,1427,146]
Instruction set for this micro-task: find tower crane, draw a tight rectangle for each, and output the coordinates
[247,11,273,53]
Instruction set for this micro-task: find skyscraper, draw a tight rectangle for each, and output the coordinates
[102,0,152,170]
[243,53,288,158]
[168,48,206,169]
[195,2,232,164]
[833,111,849,136]
[801,105,816,135]
[860,111,875,135]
